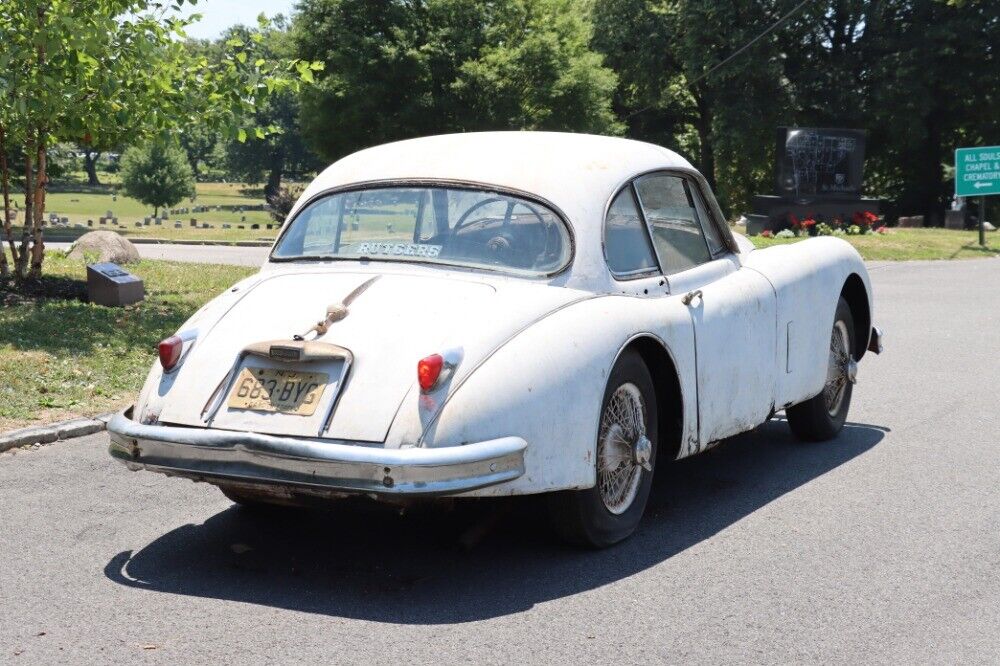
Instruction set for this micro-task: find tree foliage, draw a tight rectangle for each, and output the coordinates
[294,0,621,161]
[120,141,195,216]
[593,0,1000,220]
[222,18,323,198]
[0,0,321,281]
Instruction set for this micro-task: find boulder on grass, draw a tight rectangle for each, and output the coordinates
[67,230,140,264]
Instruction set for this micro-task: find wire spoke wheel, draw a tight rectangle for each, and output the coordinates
[597,382,646,515]
[824,320,851,417]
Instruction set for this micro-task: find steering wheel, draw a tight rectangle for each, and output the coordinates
[449,196,553,267]
[452,197,511,234]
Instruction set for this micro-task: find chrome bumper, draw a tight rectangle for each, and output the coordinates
[107,409,527,496]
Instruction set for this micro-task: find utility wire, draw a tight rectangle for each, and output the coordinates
[688,0,813,87]
[628,0,814,118]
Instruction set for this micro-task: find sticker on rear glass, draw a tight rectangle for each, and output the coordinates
[356,242,441,258]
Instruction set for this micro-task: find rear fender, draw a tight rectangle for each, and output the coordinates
[741,237,872,409]
[406,295,697,496]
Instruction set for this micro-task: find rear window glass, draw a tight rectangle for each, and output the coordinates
[272,187,572,275]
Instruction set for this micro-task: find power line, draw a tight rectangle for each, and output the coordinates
[627,0,814,119]
[688,0,813,87]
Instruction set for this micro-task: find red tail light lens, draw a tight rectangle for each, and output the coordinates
[158,335,183,371]
[417,354,444,391]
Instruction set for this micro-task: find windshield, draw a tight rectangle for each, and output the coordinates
[271,186,571,275]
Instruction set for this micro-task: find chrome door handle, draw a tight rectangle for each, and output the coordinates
[682,289,703,306]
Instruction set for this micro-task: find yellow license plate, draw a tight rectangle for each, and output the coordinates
[227,367,329,416]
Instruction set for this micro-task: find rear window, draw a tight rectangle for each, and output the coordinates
[272,186,572,276]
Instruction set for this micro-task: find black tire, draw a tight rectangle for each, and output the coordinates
[786,296,855,441]
[546,350,658,548]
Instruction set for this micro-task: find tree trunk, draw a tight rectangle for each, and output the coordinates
[693,89,717,193]
[917,109,945,226]
[16,136,34,280]
[0,125,14,279]
[29,130,47,279]
[84,149,102,186]
[264,148,285,201]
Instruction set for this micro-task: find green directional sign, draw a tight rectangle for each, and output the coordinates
[955,146,1000,198]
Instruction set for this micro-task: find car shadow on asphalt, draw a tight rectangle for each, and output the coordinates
[104,420,884,624]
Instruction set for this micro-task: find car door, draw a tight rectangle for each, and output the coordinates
[633,172,777,447]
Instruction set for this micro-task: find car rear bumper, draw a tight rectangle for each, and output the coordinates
[107,408,527,496]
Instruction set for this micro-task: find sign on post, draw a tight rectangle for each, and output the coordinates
[955,145,999,246]
[955,146,1000,197]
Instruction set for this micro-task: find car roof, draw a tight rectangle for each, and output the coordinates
[296,131,694,214]
[285,132,705,290]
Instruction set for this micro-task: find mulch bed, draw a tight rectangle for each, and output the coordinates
[0,275,88,306]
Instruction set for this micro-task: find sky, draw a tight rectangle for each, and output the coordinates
[175,0,299,39]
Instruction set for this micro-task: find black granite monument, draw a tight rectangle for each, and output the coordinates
[750,127,881,233]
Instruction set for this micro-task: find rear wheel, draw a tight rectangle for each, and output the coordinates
[787,297,856,441]
[547,351,658,547]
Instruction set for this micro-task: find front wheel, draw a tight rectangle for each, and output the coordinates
[786,296,856,441]
[546,351,658,547]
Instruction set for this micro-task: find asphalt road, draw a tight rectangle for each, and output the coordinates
[2,258,998,663]
[47,242,270,266]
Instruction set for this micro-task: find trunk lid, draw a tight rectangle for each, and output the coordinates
[157,269,582,442]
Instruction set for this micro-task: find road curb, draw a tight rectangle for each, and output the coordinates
[0,414,112,453]
[48,237,274,247]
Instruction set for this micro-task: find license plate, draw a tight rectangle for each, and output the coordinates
[227,367,329,416]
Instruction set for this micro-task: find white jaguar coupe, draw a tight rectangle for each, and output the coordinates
[109,132,882,547]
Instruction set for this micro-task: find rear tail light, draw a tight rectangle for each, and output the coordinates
[417,354,445,391]
[158,335,183,371]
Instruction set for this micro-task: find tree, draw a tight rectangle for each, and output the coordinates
[221,19,322,198]
[120,142,195,217]
[593,0,791,211]
[294,0,621,162]
[0,1,321,282]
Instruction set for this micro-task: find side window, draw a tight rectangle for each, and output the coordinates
[604,187,658,277]
[634,173,712,274]
[687,182,726,255]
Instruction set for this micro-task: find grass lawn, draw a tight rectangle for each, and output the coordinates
[5,182,282,242]
[743,227,1000,261]
[0,252,255,432]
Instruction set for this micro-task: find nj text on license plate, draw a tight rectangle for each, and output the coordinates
[227,367,329,416]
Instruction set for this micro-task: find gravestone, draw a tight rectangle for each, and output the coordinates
[238,225,244,230]
[154,219,162,226]
[190,220,197,227]
[87,220,94,227]
[250,223,259,230]
[222,224,231,229]
[174,222,182,229]
[202,223,209,229]
[86,262,144,307]
[945,210,966,230]
[898,215,924,228]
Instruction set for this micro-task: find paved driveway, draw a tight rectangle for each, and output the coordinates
[2,258,998,663]
[47,242,270,267]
